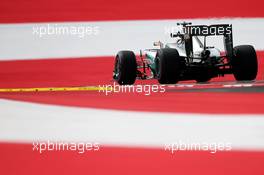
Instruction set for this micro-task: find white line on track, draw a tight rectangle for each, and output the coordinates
[0,18,264,60]
[0,99,264,151]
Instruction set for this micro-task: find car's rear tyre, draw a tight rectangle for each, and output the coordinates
[155,48,181,84]
[113,50,137,85]
[231,45,258,81]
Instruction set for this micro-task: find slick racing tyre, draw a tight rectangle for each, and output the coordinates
[155,48,182,84]
[113,50,137,85]
[231,45,258,81]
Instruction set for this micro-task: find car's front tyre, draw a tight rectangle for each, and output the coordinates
[113,50,137,85]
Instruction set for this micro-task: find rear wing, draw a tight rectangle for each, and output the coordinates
[183,24,232,36]
[171,23,234,58]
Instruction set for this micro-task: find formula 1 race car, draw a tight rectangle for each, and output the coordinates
[113,22,258,85]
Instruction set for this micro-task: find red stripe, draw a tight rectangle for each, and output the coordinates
[0,51,263,88]
[0,52,263,114]
[2,90,264,114]
[0,143,263,175]
[0,0,264,23]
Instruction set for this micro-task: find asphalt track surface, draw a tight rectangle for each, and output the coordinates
[0,53,264,114]
[1,0,264,175]
[1,55,264,175]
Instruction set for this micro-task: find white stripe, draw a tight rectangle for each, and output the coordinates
[0,99,264,150]
[0,18,263,60]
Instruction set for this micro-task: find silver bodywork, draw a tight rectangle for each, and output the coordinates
[144,36,221,63]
